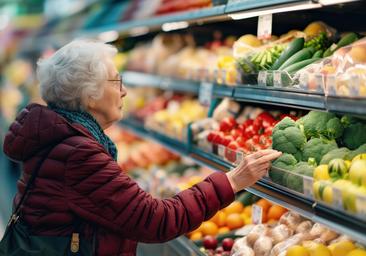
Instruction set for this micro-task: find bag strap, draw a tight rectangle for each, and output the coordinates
[8,145,54,227]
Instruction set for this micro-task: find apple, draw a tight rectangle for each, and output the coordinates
[203,236,218,250]
[236,136,247,147]
[221,135,233,146]
[207,131,219,142]
[222,238,234,251]
[219,117,237,132]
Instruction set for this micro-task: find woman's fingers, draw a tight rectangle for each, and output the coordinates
[253,151,282,165]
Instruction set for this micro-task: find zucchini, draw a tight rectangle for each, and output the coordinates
[283,57,320,73]
[279,47,315,70]
[270,37,304,70]
[312,49,323,58]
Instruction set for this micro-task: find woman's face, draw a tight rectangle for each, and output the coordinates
[87,59,127,129]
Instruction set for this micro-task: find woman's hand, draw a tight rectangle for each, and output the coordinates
[226,149,282,193]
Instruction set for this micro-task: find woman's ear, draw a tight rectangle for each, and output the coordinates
[86,97,97,110]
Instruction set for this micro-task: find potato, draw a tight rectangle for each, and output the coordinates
[295,221,313,234]
[246,224,269,247]
[270,224,292,244]
[279,212,303,231]
[253,236,273,256]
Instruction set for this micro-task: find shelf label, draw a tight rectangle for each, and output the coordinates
[303,176,313,198]
[258,71,267,86]
[332,187,343,209]
[218,144,225,158]
[356,195,366,216]
[273,71,282,87]
[199,82,214,106]
[257,14,272,40]
[235,151,243,165]
[252,204,263,224]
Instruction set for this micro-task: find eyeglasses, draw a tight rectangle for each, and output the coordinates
[107,75,123,92]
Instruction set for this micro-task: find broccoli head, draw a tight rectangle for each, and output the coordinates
[345,143,366,160]
[342,122,366,150]
[302,137,338,164]
[320,147,350,164]
[270,153,298,186]
[299,111,344,140]
[284,162,314,193]
[273,117,296,134]
[272,126,306,161]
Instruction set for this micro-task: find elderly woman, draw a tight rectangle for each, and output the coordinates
[3,39,281,256]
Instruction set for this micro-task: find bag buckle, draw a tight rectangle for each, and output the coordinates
[7,214,19,227]
[70,233,80,253]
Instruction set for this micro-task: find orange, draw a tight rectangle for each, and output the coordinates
[261,211,268,223]
[223,201,244,215]
[218,226,230,234]
[190,231,203,240]
[255,199,272,213]
[201,221,219,236]
[267,219,277,225]
[226,213,244,230]
[210,211,226,227]
[243,205,252,216]
[267,205,287,220]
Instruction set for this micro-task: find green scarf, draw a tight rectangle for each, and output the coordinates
[48,104,118,161]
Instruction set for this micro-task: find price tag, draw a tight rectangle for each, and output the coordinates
[160,78,172,90]
[258,71,267,86]
[235,151,243,165]
[350,75,360,97]
[257,14,272,40]
[218,144,225,158]
[303,177,313,198]
[356,194,366,216]
[327,75,337,96]
[199,82,213,106]
[273,71,282,87]
[332,187,343,209]
[252,204,263,224]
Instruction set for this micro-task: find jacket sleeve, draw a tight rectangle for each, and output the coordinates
[65,139,234,243]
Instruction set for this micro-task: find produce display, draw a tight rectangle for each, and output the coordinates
[229,211,365,256]
[270,111,366,217]
[191,99,298,163]
[189,195,289,255]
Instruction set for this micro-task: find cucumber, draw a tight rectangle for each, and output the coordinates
[312,49,323,58]
[336,32,359,48]
[279,47,315,70]
[283,57,320,73]
[270,37,304,70]
[323,32,358,57]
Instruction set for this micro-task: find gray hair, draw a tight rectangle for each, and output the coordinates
[37,39,118,111]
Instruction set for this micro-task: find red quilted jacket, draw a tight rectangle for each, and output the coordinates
[3,103,235,256]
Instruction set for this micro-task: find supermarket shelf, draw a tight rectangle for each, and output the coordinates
[122,71,200,94]
[233,85,326,110]
[326,96,366,116]
[119,117,366,245]
[225,0,308,13]
[82,5,228,38]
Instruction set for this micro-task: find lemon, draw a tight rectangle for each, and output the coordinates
[286,245,310,256]
[347,249,366,256]
[308,244,332,256]
[322,185,333,204]
[314,165,330,180]
[329,241,355,256]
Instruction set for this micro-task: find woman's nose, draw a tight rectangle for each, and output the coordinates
[120,83,127,98]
